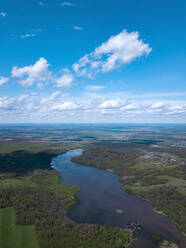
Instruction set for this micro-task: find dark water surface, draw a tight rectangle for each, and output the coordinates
[52,149,186,248]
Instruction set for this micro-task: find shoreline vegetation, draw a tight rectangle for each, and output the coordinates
[72,142,186,238]
[0,127,185,248]
[0,143,133,248]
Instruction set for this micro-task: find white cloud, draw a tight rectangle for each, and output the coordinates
[99,109,115,115]
[38,1,48,7]
[166,104,186,115]
[73,26,83,30]
[17,94,29,102]
[61,2,75,7]
[132,92,186,99]
[52,102,78,111]
[0,76,9,86]
[0,92,186,122]
[73,29,151,77]
[55,73,74,88]
[20,33,36,39]
[99,99,126,109]
[7,58,74,89]
[11,57,51,87]
[85,85,106,91]
[0,96,15,110]
[50,91,61,100]
[169,104,183,111]
[73,55,90,77]
[120,103,136,110]
[41,91,60,104]
[19,29,42,39]
[150,101,164,109]
[0,12,7,17]
[37,82,44,89]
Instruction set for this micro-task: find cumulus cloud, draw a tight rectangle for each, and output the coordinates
[49,91,61,100]
[0,12,7,17]
[0,96,15,110]
[99,99,126,109]
[17,94,29,102]
[11,58,51,87]
[120,103,136,110]
[52,102,78,111]
[166,104,186,115]
[0,92,186,122]
[41,91,60,104]
[0,76,9,86]
[5,58,74,89]
[73,29,151,77]
[5,29,151,89]
[55,73,74,88]
[150,101,164,109]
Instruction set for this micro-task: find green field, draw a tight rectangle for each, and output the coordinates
[0,169,133,248]
[0,208,39,248]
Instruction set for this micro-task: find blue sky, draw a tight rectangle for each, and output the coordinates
[0,0,186,123]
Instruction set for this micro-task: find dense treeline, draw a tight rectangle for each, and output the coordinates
[0,169,133,248]
[136,186,186,233]
[0,150,61,174]
[72,142,186,234]
[72,143,141,177]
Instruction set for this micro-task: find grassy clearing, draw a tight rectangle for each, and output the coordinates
[0,207,39,248]
[0,175,37,190]
[131,160,176,171]
[0,170,79,198]
[0,169,133,248]
[33,170,79,198]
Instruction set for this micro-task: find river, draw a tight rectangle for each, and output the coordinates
[51,149,186,248]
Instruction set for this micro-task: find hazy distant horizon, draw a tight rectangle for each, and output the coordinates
[0,122,186,125]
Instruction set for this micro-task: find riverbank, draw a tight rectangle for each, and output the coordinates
[0,139,185,248]
[71,144,186,246]
[0,148,133,248]
[55,149,185,248]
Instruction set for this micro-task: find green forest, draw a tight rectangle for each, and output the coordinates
[0,147,133,248]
